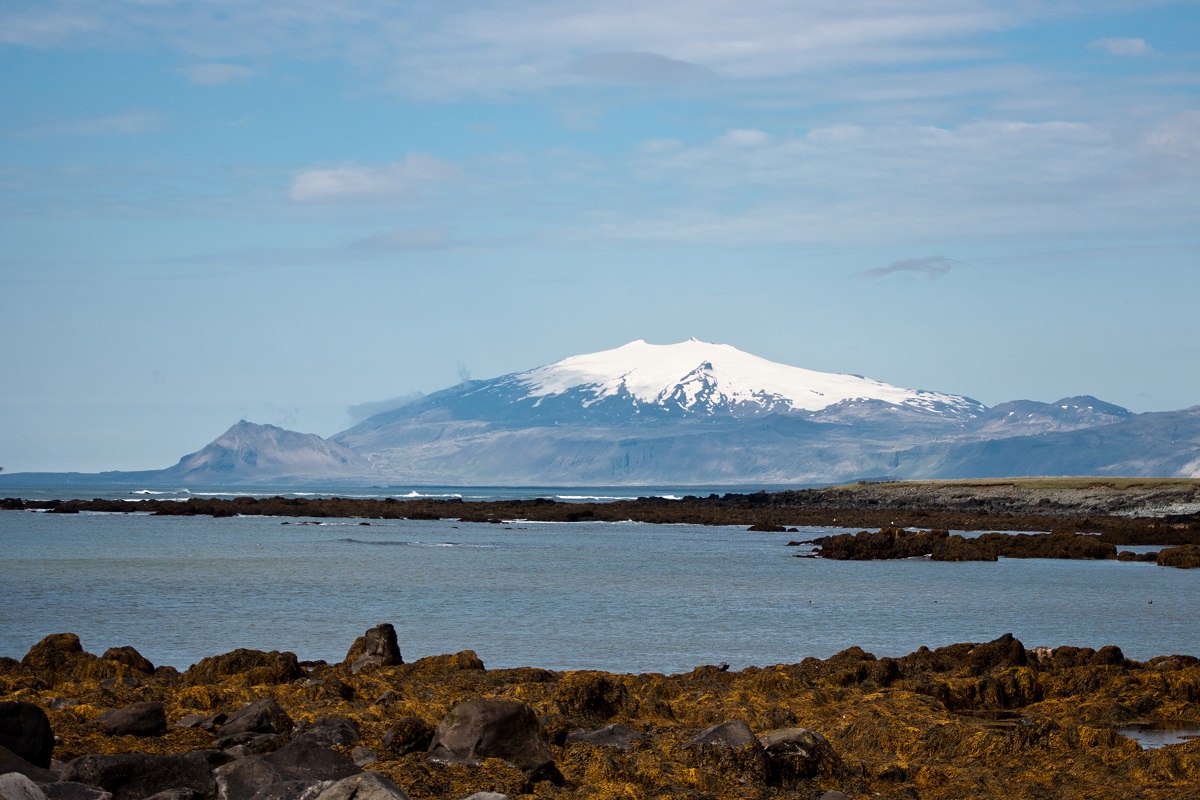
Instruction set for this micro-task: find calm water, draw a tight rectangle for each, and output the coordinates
[2,510,1197,673]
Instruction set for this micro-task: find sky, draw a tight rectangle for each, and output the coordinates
[1,0,1198,473]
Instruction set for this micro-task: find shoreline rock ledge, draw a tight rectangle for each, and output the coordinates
[2,628,1200,799]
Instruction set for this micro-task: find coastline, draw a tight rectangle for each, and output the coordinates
[6,478,1200,545]
[3,629,1199,799]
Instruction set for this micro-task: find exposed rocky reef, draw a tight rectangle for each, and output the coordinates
[797,527,1199,568]
[4,478,1200,545]
[3,628,1200,799]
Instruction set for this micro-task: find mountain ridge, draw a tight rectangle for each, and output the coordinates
[2,339,1195,485]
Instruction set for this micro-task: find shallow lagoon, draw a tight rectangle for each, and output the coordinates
[2,510,1196,672]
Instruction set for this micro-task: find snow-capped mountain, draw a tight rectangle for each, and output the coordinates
[501,338,984,419]
[331,339,994,483]
[339,339,984,442]
[13,338,1191,488]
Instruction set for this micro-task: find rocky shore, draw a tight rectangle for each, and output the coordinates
[4,478,1200,545]
[2,626,1200,799]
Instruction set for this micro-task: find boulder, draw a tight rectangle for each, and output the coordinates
[40,782,114,800]
[60,750,232,800]
[212,740,361,800]
[552,673,632,723]
[685,720,769,785]
[0,702,56,768]
[379,718,433,759]
[296,718,360,748]
[1157,544,1200,569]
[0,772,47,800]
[965,633,1028,675]
[349,748,376,768]
[0,745,56,782]
[342,625,402,674]
[759,727,841,784]
[100,647,155,674]
[140,792,200,800]
[689,720,758,748]
[20,634,84,672]
[183,650,303,686]
[311,772,409,800]
[99,703,167,737]
[565,724,646,749]
[427,700,555,778]
[217,699,294,744]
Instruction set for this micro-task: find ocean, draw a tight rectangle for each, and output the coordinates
[3,485,1197,674]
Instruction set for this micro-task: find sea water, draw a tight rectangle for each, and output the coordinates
[2,510,1197,674]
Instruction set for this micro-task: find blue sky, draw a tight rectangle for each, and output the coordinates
[2,0,1198,472]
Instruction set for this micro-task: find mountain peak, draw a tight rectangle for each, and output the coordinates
[163,420,372,483]
[507,339,982,418]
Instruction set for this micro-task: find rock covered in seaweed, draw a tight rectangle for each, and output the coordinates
[343,624,403,675]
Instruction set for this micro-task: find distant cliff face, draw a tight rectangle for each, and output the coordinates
[157,420,374,483]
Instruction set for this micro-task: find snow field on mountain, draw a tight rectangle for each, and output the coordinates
[513,339,977,415]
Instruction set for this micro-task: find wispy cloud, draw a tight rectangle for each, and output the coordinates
[350,226,452,250]
[0,1,1035,97]
[1089,37,1151,56]
[184,63,257,85]
[857,256,958,280]
[289,155,463,202]
[347,393,425,423]
[28,111,162,137]
[567,51,709,84]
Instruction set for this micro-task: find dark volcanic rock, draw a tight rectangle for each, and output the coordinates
[217,699,294,744]
[0,773,49,800]
[41,781,116,800]
[427,700,555,778]
[60,750,232,800]
[565,724,646,749]
[296,717,361,748]
[966,634,1028,675]
[0,701,56,768]
[686,720,770,786]
[342,624,403,674]
[552,673,632,723]
[100,647,155,674]
[689,720,758,748]
[380,718,434,759]
[313,772,409,800]
[758,727,840,784]
[184,650,303,686]
[21,633,84,672]
[99,702,167,737]
[212,740,361,800]
[0,744,56,782]
[1157,544,1200,568]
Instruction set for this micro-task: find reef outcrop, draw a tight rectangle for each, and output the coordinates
[2,630,1199,799]
[5,478,1200,545]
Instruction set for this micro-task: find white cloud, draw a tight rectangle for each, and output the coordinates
[568,115,1197,245]
[0,1,1046,97]
[289,155,463,202]
[1089,37,1151,56]
[1140,111,1200,161]
[716,129,773,148]
[185,63,257,85]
